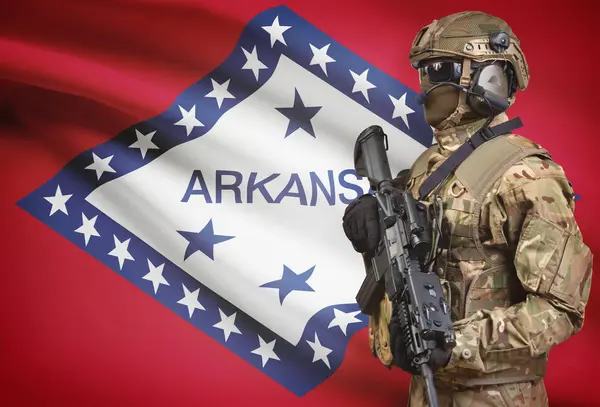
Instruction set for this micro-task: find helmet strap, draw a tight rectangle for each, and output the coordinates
[435,58,473,130]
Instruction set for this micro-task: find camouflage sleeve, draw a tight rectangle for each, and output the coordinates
[392,169,411,190]
[444,156,593,373]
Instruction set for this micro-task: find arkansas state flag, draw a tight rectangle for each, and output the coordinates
[1,1,597,406]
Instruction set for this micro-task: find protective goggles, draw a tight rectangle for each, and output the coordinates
[418,60,477,84]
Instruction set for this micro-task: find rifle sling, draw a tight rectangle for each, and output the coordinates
[418,117,524,201]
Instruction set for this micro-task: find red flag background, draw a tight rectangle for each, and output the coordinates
[1,0,597,406]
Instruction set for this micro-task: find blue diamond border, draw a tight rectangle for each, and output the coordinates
[16,5,432,396]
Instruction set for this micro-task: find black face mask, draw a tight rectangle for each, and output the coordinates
[418,73,462,129]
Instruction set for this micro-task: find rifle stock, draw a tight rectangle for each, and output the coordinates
[353,125,456,407]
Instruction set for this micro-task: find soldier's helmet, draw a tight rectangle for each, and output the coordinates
[409,11,529,92]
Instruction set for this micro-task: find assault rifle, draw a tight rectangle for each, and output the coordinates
[353,125,456,407]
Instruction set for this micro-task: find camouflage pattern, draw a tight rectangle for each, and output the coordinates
[408,375,549,407]
[368,292,394,366]
[367,113,594,407]
[409,11,530,91]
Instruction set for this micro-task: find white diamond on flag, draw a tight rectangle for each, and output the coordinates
[17,5,432,397]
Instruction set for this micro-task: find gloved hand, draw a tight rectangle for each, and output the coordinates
[341,193,380,254]
[388,304,451,375]
[388,306,420,375]
[342,170,411,255]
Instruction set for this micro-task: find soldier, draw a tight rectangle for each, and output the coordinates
[342,11,593,407]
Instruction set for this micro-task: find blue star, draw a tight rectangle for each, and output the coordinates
[260,265,316,304]
[275,88,322,138]
[177,219,235,261]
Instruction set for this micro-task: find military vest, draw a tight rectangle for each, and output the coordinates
[403,132,552,388]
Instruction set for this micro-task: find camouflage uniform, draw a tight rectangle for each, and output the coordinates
[367,111,593,406]
[360,11,594,407]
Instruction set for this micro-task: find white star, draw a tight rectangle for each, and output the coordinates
[251,335,280,367]
[142,259,170,294]
[85,153,116,180]
[349,68,376,103]
[129,129,159,159]
[213,308,242,342]
[43,185,72,216]
[174,105,204,136]
[261,16,291,47]
[389,93,415,128]
[306,332,333,369]
[241,46,268,81]
[205,78,235,108]
[177,284,205,318]
[328,308,362,335]
[309,43,335,75]
[108,235,134,271]
[74,212,100,246]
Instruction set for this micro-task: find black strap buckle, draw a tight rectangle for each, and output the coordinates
[468,125,496,149]
[480,126,496,141]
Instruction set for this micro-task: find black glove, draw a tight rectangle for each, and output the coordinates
[388,306,420,375]
[342,170,411,255]
[389,304,451,375]
[342,194,380,254]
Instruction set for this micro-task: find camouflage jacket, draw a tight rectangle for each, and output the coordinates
[368,113,593,388]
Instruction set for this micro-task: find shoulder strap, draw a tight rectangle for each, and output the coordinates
[418,117,524,200]
[455,134,551,200]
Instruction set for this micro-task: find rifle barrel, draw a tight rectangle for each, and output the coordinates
[420,364,439,407]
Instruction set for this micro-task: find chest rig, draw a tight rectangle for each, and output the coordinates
[405,118,551,322]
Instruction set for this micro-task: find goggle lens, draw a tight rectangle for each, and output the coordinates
[420,61,461,83]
